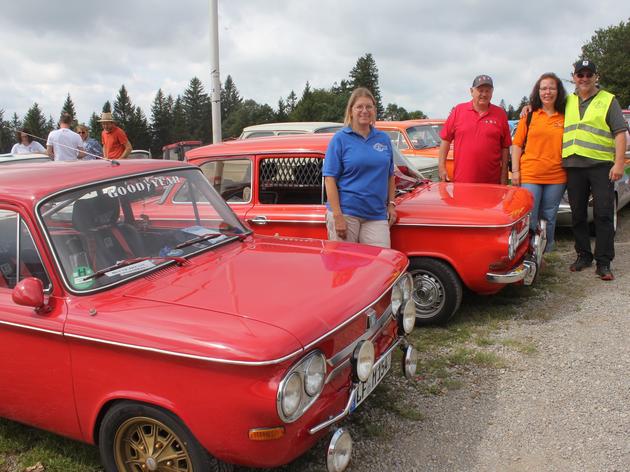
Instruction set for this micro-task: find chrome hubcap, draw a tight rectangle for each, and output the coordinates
[411,271,445,318]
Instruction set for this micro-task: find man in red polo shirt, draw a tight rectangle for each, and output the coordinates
[438,75,511,184]
[99,112,132,159]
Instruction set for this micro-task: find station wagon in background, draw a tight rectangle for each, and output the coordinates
[0,159,418,472]
[187,134,546,325]
[239,121,344,139]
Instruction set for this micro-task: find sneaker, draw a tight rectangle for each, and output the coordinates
[595,265,614,281]
[569,255,592,272]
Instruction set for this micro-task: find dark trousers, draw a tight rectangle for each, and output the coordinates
[566,165,615,265]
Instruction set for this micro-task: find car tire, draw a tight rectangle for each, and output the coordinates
[408,257,462,325]
[99,401,233,472]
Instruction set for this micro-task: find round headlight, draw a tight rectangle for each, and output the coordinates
[327,428,353,472]
[280,372,303,417]
[402,345,419,379]
[399,298,416,334]
[352,340,375,383]
[304,353,326,397]
[391,282,403,315]
[401,274,413,302]
[508,227,518,260]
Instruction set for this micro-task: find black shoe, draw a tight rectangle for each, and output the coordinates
[570,255,592,272]
[595,265,614,281]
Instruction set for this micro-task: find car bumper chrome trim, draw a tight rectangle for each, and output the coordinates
[308,337,402,435]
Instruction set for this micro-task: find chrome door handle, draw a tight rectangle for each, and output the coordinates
[249,216,268,225]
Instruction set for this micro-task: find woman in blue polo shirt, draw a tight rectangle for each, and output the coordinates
[323,87,396,248]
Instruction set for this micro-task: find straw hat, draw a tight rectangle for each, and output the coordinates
[98,112,115,122]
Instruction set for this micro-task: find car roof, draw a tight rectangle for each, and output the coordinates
[375,119,445,129]
[0,160,191,206]
[240,122,343,133]
[188,133,334,160]
[0,153,51,164]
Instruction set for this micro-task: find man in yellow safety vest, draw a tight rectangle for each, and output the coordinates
[563,60,628,280]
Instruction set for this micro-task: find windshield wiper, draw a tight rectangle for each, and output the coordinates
[83,256,187,281]
[175,231,248,250]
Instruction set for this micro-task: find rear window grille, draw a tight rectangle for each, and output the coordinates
[259,157,322,188]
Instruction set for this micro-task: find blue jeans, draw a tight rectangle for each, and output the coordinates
[521,183,566,252]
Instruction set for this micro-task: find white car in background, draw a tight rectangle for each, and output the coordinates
[239,121,343,139]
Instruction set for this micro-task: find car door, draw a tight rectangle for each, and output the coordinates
[243,155,327,239]
[0,208,79,437]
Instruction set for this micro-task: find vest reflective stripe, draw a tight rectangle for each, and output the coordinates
[562,91,615,162]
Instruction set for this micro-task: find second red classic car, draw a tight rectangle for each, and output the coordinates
[0,159,417,472]
[187,134,546,325]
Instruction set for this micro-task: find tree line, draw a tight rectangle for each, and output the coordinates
[1,19,628,155]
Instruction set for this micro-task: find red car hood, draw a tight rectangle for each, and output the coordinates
[123,235,407,348]
[396,182,532,226]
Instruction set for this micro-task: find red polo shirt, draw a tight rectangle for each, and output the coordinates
[102,125,129,159]
[440,101,511,183]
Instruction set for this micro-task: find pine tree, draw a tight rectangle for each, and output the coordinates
[113,85,135,131]
[127,106,151,151]
[102,101,112,113]
[150,89,173,155]
[0,110,13,153]
[222,99,275,138]
[171,96,189,143]
[348,53,384,117]
[182,77,211,142]
[221,75,242,120]
[88,113,101,140]
[276,98,288,122]
[60,93,77,126]
[286,91,298,114]
[22,103,48,145]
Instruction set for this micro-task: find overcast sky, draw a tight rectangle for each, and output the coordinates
[2,0,629,126]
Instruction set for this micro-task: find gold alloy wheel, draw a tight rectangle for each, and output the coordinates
[114,416,193,471]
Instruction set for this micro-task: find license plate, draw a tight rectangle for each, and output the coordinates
[350,352,391,412]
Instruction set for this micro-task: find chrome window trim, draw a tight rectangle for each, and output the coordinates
[0,319,62,336]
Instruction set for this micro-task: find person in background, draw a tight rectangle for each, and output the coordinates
[46,113,84,161]
[76,124,103,160]
[99,112,131,159]
[11,128,46,154]
[439,75,511,184]
[323,87,396,248]
[562,60,627,280]
[511,72,567,252]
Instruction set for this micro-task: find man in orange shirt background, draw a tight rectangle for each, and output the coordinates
[99,112,132,159]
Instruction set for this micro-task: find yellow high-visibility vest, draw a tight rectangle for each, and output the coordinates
[562,90,615,161]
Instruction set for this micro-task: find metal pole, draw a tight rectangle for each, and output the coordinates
[209,0,222,143]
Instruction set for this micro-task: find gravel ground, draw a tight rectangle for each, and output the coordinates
[242,207,630,472]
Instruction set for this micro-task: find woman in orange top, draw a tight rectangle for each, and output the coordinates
[511,72,567,251]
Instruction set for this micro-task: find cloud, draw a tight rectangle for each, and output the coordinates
[1,0,628,125]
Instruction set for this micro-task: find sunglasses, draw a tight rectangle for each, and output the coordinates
[576,72,594,79]
[78,131,87,135]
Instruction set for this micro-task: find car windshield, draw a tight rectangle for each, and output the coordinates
[38,168,249,292]
[406,125,441,149]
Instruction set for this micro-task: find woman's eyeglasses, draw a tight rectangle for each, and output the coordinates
[576,72,594,79]
[78,131,87,135]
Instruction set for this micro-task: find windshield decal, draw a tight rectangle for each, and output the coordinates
[103,260,156,277]
[106,176,181,198]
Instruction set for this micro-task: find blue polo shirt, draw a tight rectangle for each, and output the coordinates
[323,126,394,220]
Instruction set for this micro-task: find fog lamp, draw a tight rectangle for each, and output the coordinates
[402,345,419,379]
[352,340,375,382]
[326,428,352,472]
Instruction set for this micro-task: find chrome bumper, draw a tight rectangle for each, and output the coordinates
[308,337,404,435]
[486,220,547,286]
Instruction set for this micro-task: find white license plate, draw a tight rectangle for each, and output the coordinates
[350,352,391,412]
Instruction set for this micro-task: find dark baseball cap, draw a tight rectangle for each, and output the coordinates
[472,75,493,88]
[573,60,596,74]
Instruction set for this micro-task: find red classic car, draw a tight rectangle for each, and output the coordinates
[186,134,546,325]
[0,159,418,472]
